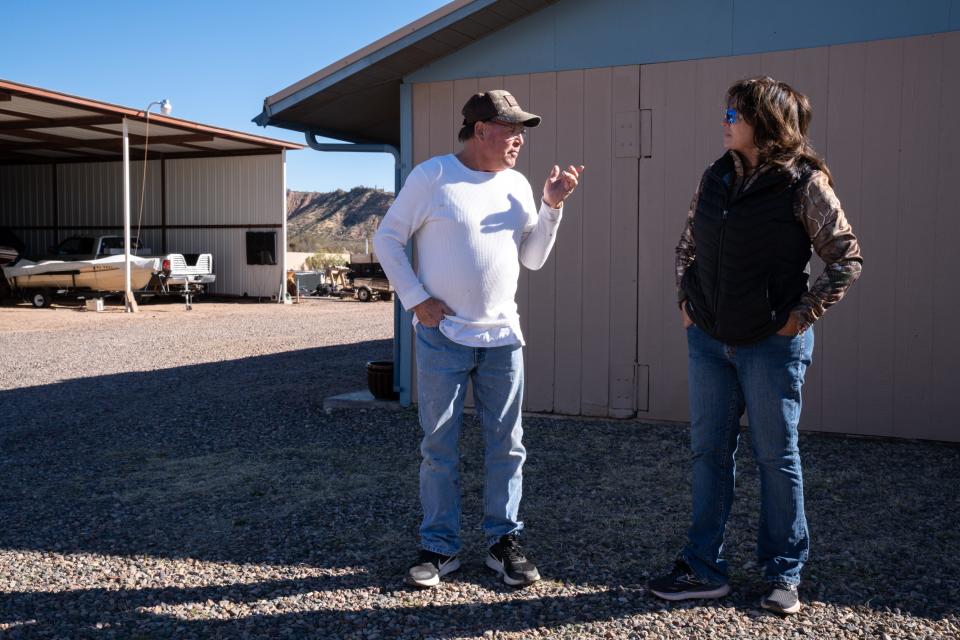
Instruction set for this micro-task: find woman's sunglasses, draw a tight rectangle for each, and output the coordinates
[724,108,739,125]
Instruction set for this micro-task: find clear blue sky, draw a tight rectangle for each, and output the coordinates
[2,0,450,193]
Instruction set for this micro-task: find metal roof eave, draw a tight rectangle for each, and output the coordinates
[253,0,501,129]
[1,79,303,161]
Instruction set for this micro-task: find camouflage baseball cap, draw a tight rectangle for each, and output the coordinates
[461,90,541,127]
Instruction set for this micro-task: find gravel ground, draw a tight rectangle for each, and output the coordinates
[0,297,957,639]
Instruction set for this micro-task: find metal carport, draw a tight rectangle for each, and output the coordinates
[0,79,303,303]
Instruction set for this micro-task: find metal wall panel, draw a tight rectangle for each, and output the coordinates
[820,44,868,435]
[426,82,454,160]
[849,39,902,439]
[0,163,160,257]
[524,72,558,412]
[409,32,960,441]
[580,67,613,417]
[930,31,960,441]
[165,155,282,226]
[412,84,431,166]
[164,155,284,298]
[893,36,943,440]
[635,61,669,421]
[57,161,162,228]
[638,59,697,424]
[609,66,640,418]
[8,230,55,257]
[553,70,584,416]
[0,164,54,227]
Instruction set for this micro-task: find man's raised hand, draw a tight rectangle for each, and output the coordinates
[543,164,584,209]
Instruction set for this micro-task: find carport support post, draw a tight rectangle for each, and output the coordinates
[122,117,138,313]
[280,149,290,304]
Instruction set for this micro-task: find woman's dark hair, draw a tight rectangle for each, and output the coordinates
[727,76,833,185]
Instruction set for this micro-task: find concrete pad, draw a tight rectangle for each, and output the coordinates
[323,389,402,411]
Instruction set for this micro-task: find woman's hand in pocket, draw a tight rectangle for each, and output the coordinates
[680,302,694,329]
[776,311,805,336]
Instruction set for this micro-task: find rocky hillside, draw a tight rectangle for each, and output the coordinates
[286,187,393,253]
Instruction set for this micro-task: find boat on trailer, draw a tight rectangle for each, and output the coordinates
[2,254,156,293]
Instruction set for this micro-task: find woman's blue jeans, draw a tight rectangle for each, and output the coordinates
[681,325,814,587]
[414,324,525,556]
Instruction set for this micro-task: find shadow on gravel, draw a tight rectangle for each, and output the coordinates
[0,586,712,638]
[0,340,399,567]
[1,340,959,637]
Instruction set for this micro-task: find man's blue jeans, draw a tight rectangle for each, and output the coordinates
[681,325,814,587]
[415,323,525,556]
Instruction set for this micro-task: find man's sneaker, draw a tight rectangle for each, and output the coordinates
[761,581,802,614]
[405,550,460,588]
[486,533,541,587]
[648,559,731,601]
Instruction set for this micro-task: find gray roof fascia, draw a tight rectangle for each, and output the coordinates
[253,0,499,129]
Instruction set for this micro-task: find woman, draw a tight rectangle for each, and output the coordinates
[648,77,862,614]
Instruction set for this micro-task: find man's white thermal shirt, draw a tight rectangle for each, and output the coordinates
[373,154,563,348]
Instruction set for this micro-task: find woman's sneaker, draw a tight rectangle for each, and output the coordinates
[405,550,460,588]
[761,582,802,614]
[648,559,731,601]
[486,533,541,587]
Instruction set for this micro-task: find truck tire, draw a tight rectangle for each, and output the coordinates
[30,289,53,308]
[379,291,393,302]
[357,287,373,302]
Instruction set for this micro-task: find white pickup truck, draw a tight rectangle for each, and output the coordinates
[7,235,215,307]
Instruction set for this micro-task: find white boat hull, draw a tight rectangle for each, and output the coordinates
[2,255,156,292]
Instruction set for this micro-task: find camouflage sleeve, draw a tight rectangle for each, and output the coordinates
[793,172,863,328]
[675,182,700,305]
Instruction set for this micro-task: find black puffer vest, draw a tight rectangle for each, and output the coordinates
[681,153,813,345]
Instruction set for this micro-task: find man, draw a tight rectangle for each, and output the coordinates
[373,90,583,588]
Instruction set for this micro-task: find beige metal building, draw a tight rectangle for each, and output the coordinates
[0,79,302,299]
[258,0,960,441]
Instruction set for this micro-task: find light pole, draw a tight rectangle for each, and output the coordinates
[123,99,172,313]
